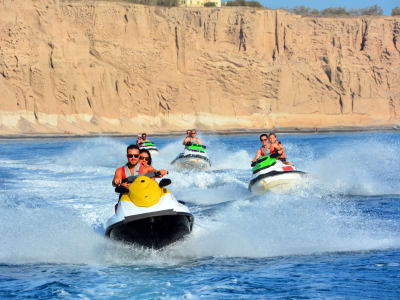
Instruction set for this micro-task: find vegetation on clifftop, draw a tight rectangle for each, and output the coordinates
[280,5,385,16]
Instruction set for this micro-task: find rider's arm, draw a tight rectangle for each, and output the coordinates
[253,149,262,162]
[143,166,168,178]
[112,168,123,187]
[196,138,202,145]
[277,142,284,155]
[183,137,190,145]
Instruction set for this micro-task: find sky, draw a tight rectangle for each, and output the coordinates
[260,0,399,16]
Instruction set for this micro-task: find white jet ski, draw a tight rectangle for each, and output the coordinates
[171,143,211,170]
[105,173,194,249]
[139,141,159,155]
[248,153,306,195]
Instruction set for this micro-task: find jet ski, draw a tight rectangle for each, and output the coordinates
[139,141,158,155]
[248,153,306,195]
[105,173,194,249]
[171,143,211,170]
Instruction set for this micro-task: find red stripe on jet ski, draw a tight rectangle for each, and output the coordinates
[282,166,294,171]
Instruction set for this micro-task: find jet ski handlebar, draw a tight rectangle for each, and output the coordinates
[185,142,206,149]
[121,173,156,183]
[116,173,172,194]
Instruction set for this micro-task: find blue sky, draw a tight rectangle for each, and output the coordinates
[260,0,399,16]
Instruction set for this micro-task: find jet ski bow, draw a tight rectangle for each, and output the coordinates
[105,173,194,249]
[139,141,159,155]
[171,143,211,170]
[248,153,306,195]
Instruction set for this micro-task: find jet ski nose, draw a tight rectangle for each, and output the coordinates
[128,176,162,207]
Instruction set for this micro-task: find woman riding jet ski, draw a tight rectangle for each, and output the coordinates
[248,153,306,195]
[171,142,211,170]
[105,173,194,249]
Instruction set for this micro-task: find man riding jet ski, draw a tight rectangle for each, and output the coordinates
[105,173,194,249]
[248,152,306,195]
[171,129,211,170]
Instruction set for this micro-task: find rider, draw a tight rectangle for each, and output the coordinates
[252,134,269,162]
[112,146,168,213]
[139,149,168,178]
[184,129,202,145]
[112,144,142,188]
[141,133,151,143]
[182,129,191,145]
[136,134,144,148]
[269,132,292,165]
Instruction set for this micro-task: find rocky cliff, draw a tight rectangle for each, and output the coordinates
[0,0,399,135]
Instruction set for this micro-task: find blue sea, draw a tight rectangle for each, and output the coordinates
[1,132,400,299]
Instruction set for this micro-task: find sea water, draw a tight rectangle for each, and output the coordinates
[0,132,399,299]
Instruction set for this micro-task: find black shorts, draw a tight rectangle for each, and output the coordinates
[278,157,286,162]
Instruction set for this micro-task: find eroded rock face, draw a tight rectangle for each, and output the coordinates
[0,0,399,134]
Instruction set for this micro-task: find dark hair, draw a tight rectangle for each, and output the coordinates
[269,132,276,137]
[259,134,268,140]
[127,144,140,152]
[142,133,147,137]
[139,149,152,165]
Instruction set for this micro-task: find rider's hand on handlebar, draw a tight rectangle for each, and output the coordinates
[121,182,130,188]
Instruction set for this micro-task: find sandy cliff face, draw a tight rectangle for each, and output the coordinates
[0,0,399,134]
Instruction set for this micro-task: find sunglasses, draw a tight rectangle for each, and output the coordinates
[260,138,268,141]
[127,154,139,158]
[139,156,150,161]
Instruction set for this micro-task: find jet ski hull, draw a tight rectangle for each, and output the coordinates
[171,154,211,170]
[105,175,194,249]
[139,146,159,155]
[105,211,193,249]
[249,170,306,194]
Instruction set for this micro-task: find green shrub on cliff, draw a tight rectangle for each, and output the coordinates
[204,2,216,7]
[225,0,263,8]
[156,0,179,6]
[126,0,179,6]
[321,7,349,16]
[392,6,400,16]
[281,4,385,17]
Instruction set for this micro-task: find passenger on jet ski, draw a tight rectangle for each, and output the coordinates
[141,133,151,143]
[139,149,168,178]
[252,134,270,162]
[136,135,144,148]
[183,129,202,146]
[269,132,292,165]
[182,129,191,145]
